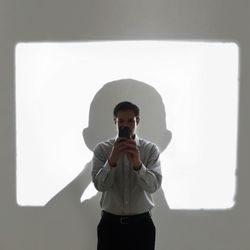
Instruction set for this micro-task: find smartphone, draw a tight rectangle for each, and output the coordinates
[118,126,130,139]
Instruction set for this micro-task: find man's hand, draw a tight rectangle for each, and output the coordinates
[122,139,141,167]
[108,138,130,167]
[108,138,141,168]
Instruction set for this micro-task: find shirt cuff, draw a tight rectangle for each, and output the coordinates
[134,163,147,176]
[105,160,117,172]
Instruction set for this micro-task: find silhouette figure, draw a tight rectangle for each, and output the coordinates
[44,78,172,250]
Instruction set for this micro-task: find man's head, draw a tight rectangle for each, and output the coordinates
[113,101,140,138]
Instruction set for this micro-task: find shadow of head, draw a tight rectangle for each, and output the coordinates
[83,78,172,152]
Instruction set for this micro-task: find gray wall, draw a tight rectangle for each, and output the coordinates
[0,0,249,249]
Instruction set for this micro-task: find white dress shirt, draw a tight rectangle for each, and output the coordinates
[91,135,162,215]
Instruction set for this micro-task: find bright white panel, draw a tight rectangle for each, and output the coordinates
[15,41,239,208]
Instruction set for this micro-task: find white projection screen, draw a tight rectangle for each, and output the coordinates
[15,41,239,209]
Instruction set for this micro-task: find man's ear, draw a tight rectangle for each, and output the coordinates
[114,117,117,125]
[136,117,140,125]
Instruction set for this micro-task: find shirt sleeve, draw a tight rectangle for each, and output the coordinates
[134,143,162,193]
[91,143,115,192]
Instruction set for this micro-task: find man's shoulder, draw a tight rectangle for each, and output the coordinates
[138,137,160,152]
[93,138,115,152]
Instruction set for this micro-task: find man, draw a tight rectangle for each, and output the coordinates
[92,101,162,250]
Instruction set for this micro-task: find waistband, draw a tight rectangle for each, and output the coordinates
[101,210,151,225]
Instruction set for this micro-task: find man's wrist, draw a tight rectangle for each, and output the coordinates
[108,157,117,168]
[133,161,142,171]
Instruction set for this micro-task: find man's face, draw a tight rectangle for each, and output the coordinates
[114,110,140,138]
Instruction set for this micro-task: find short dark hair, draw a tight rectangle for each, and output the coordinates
[113,101,140,118]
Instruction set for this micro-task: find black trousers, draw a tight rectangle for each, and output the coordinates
[97,211,156,250]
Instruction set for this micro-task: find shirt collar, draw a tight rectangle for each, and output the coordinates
[134,134,140,147]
